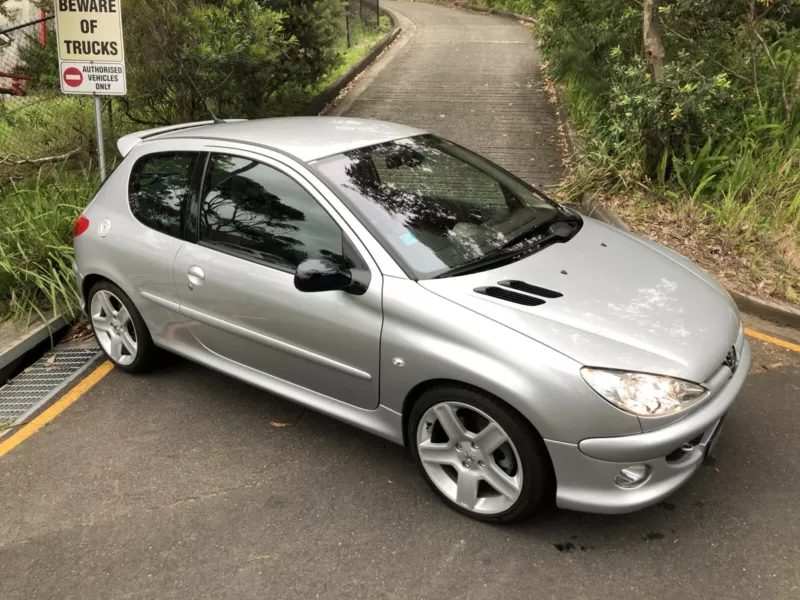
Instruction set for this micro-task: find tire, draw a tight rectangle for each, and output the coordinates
[408,385,553,524]
[88,280,158,373]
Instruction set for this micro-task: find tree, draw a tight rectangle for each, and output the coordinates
[259,0,346,86]
[121,0,295,124]
[643,0,665,80]
[119,0,348,125]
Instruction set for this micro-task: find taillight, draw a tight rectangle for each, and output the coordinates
[73,215,90,237]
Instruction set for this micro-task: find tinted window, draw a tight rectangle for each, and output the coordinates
[313,135,561,279]
[199,154,345,270]
[129,152,199,237]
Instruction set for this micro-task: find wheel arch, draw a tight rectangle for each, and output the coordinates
[79,265,140,313]
[401,378,548,449]
[81,273,110,309]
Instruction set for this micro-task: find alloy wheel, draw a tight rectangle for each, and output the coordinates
[91,290,138,366]
[416,401,523,515]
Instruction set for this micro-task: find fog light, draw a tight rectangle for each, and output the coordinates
[614,465,651,489]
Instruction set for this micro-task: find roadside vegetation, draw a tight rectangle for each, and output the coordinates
[0,172,87,322]
[461,0,800,304]
[0,0,389,322]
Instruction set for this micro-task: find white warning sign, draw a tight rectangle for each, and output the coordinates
[60,61,126,95]
[55,0,126,95]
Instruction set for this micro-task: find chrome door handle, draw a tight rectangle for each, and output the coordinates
[187,265,205,289]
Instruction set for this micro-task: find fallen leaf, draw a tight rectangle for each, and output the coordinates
[762,362,784,371]
[270,421,291,428]
[246,555,272,563]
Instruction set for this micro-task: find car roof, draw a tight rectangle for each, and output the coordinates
[152,117,428,162]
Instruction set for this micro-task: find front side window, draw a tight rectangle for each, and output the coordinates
[312,135,566,279]
[128,152,199,237]
[199,154,346,271]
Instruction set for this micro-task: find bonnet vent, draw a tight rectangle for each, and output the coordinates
[498,280,563,298]
[474,286,546,307]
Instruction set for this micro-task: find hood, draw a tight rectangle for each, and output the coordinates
[420,218,741,383]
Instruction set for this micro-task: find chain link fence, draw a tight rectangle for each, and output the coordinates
[0,14,114,179]
[345,0,381,48]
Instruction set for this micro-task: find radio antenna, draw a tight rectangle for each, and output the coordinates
[176,61,225,124]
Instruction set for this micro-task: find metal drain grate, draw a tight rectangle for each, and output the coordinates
[0,347,101,437]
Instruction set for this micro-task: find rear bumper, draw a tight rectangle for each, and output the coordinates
[72,261,86,313]
[547,340,749,514]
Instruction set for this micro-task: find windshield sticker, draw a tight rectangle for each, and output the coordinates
[399,231,419,246]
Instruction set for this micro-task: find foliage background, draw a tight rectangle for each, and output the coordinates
[462,0,800,303]
[0,0,386,321]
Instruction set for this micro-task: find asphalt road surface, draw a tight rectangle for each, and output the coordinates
[1,322,799,599]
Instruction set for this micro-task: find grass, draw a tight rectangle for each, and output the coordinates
[273,15,391,115]
[541,63,800,306]
[0,170,96,323]
[329,16,392,82]
[556,95,800,304]
[0,95,99,165]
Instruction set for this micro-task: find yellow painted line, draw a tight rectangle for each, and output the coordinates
[745,328,800,353]
[0,327,795,456]
[0,360,114,458]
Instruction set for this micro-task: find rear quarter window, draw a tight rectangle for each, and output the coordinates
[128,151,200,237]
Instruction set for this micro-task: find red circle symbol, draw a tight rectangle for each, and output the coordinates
[63,66,83,88]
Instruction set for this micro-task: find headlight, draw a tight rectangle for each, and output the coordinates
[581,368,708,417]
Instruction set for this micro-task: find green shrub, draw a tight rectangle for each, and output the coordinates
[0,172,94,322]
[260,0,346,88]
[463,0,799,300]
[121,0,294,124]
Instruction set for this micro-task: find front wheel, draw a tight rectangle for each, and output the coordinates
[409,386,553,523]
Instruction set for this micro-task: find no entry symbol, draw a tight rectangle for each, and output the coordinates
[63,66,83,88]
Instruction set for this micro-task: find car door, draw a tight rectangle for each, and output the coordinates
[172,149,383,410]
[114,145,203,343]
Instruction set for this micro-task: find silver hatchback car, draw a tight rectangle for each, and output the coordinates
[74,117,749,523]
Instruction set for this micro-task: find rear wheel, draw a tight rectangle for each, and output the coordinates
[409,385,552,523]
[89,281,156,373]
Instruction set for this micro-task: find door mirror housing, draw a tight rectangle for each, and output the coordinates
[294,259,353,293]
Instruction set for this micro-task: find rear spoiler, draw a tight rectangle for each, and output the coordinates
[116,119,246,157]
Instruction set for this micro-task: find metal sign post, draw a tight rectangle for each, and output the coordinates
[93,95,107,181]
[54,0,127,181]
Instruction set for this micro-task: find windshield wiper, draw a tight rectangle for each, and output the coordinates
[434,219,578,279]
[497,211,580,251]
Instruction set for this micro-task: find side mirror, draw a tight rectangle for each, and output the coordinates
[294,258,353,293]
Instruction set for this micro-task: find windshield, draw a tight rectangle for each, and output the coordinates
[313,135,564,279]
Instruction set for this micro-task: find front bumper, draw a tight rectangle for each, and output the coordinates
[547,339,750,514]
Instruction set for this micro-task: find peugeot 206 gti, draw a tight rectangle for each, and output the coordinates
[73,117,749,523]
